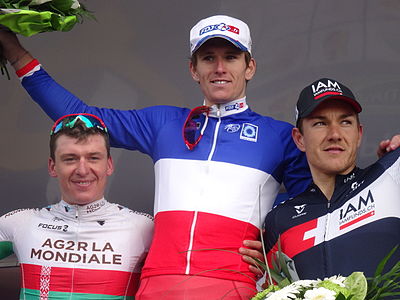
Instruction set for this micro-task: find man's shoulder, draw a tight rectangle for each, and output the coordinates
[376,147,400,167]
[0,208,38,220]
[269,187,314,214]
[107,203,154,222]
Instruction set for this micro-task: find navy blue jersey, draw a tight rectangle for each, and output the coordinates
[265,148,400,279]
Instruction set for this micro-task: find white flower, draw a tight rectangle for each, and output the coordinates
[292,280,317,288]
[324,275,346,287]
[71,0,81,9]
[265,284,300,300]
[303,287,336,300]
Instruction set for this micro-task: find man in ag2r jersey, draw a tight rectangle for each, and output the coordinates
[0,114,153,299]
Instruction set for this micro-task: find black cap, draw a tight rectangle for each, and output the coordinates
[295,78,362,123]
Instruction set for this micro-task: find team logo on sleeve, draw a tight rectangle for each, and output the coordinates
[240,123,258,142]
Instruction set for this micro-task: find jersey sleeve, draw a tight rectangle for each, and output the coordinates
[270,121,311,200]
[263,208,281,268]
[0,209,29,259]
[384,148,400,186]
[20,65,185,156]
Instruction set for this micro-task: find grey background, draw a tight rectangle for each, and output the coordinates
[1,0,399,218]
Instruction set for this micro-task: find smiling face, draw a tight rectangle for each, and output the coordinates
[189,38,256,106]
[48,134,114,205]
[292,100,363,179]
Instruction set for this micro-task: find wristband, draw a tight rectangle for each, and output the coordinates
[16,59,40,78]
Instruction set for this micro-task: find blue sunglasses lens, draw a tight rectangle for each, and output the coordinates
[51,114,108,135]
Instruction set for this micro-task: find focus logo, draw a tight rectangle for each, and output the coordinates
[199,23,239,36]
[224,124,241,133]
[38,223,69,232]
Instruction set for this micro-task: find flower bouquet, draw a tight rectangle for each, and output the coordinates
[252,240,399,300]
[0,0,93,78]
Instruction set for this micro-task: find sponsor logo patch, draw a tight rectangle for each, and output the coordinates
[292,204,307,219]
[240,123,258,142]
[339,190,375,230]
[225,102,244,112]
[38,223,69,232]
[312,79,343,99]
[224,124,241,133]
[199,23,239,36]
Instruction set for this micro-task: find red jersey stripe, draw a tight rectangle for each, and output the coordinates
[21,263,137,296]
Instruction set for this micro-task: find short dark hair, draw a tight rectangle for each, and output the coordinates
[50,120,110,160]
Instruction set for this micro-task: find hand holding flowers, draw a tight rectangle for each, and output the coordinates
[0,0,93,78]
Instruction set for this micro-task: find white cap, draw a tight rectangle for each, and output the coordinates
[189,15,252,55]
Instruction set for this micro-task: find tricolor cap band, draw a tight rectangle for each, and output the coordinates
[190,15,252,55]
[295,78,362,123]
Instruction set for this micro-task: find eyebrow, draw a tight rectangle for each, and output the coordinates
[309,112,356,120]
[59,151,104,158]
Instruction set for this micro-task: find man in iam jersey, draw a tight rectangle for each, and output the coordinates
[1,14,310,299]
[264,78,400,283]
[0,113,154,299]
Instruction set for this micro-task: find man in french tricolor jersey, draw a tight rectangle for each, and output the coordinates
[0,114,154,299]
[0,15,311,298]
[264,78,400,280]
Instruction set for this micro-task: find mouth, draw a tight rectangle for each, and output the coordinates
[324,146,345,154]
[210,80,230,85]
[72,180,94,187]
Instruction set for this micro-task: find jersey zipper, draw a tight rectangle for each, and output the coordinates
[207,107,221,161]
[70,207,80,298]
[185,106,222,274]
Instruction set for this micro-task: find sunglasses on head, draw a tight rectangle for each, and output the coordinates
[182,106,210,150]
[50,113,108,136]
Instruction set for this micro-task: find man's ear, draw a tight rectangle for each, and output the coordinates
[245,58,256,81]
[189,61,200,82]
[106,156,114,176]
[292,127,306,152]
[357,124,364,148]
[48,157,57,178]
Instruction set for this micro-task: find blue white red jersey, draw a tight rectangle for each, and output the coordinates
[19,62,311,284]
[0,199,153,299]
[264,148,400,279]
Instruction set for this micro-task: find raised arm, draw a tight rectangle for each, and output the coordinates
[0,30,33,71]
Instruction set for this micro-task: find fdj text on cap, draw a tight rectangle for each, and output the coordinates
[295,78,362,123]
[189,15,252,55]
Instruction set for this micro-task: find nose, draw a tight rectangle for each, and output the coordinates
[214,57,226,74]
[76,159,89,176]
[327,124,342,141]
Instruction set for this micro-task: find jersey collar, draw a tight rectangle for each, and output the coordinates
[207,97,249,118]
[58,198,108,218]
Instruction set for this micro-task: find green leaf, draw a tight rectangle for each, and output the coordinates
[374,245,398,278]
[50,0,73,12]
[344,272,368,300]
